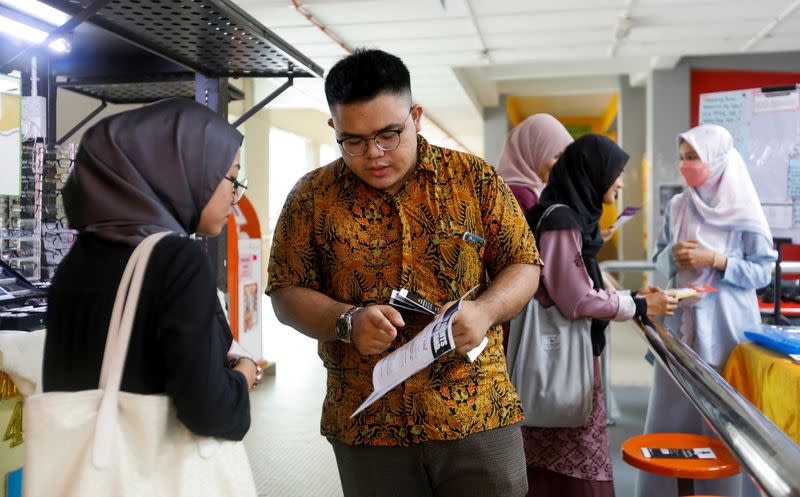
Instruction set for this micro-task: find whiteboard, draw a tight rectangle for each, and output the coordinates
[699,85,800,242]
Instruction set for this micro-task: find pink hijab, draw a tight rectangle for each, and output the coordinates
[496,114,574,198]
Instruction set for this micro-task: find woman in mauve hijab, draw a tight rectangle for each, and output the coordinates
[496,113,574,213]
[43,98,259,439]
[637,124,775,497]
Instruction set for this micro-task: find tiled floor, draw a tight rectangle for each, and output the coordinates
[244,310,341,497]
[246,298,655,496]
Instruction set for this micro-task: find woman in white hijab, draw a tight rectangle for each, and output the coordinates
[636,124,776,497]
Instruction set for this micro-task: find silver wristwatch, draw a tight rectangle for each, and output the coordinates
[335,306,360,343]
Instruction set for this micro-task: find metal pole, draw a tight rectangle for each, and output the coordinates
[195,73,230,293]
[232,77,293,128]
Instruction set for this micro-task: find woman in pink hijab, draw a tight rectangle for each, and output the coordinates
[498,113,575,352]
[497,113,575,212]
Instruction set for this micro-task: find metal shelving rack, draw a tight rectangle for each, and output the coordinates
[0,0,323,287]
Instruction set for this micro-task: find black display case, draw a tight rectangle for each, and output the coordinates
[0,259,47,331]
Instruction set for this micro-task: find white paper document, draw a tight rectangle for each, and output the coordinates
[390,288,439,315]
[754,91,800,113]
[351,287,484,418]
[228,339,253,359]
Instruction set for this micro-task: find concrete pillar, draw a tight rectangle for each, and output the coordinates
[234,79,271,263]
[482,94,509,166]
[619,75,647,289]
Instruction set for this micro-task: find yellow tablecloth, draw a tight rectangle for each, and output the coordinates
[723,342,800,445]
[0,329,45,497]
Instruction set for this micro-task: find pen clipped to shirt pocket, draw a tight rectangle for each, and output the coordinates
[437,226,485,284]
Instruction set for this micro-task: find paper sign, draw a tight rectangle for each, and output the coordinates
[641,447,716,459]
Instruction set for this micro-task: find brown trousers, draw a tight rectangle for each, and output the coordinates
[329,423,528,497]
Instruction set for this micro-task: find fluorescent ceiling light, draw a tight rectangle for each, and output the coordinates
[0,0,70,26]
[0,14,70,52]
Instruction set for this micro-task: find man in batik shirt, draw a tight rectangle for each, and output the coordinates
[267,48,542,497]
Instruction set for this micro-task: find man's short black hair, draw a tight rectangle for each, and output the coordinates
[324,48,411,106]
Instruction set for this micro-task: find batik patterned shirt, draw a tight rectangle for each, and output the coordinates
[267,135,542,446]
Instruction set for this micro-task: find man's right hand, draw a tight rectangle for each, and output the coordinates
[350,305,404,355]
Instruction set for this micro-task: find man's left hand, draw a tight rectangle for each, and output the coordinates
[441,300,494,355]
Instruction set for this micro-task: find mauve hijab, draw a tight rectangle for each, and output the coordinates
[63,98,243,246]
[496,113,574,197]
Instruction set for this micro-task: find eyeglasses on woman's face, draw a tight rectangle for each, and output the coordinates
[225,176,248,205]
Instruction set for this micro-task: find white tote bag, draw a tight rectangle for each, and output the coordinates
[506,204,594,428]
[23,232,257,497]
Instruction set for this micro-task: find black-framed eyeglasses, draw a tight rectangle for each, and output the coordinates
[336,107,413,157]
[53,158,74,169]
[225,176,248,205]
[43,219,69,231]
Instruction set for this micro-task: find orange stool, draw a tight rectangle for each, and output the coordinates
[622,433,740,496]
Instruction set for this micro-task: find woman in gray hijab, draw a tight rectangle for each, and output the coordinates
[43,98,259,439]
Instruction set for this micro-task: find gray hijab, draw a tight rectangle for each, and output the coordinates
[63,98,243,246]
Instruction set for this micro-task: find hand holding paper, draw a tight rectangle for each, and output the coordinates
[666,285,716,301]
[447,299,494,355]
[388,287,487,360]
[351,286,484,418]
[351,305,403,356]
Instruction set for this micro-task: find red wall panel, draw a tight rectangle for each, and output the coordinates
[690,69,800,127]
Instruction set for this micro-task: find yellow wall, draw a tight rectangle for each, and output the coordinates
[506,94,622,260]
[0,93,20,131]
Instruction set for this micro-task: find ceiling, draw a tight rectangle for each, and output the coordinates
[232,0,800,155]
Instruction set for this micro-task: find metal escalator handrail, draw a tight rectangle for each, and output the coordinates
[599,260,657,273]
[599,258,800,277]
[602,272,800,497]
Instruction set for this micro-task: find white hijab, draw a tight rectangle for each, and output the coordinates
[671,124,772,285]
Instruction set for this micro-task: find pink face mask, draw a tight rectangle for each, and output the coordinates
[679,160,710,187]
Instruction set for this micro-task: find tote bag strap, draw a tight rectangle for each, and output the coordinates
[534,203,568,238]
[93,231,171,469]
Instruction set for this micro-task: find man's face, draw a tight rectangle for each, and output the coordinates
[329,92,423,195]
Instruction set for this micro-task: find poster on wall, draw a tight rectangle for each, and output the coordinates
[699,85,800,241]
[237,238,262,360]
[0,74,21,197]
